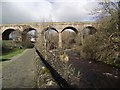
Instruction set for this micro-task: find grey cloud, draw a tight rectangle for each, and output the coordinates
[2,2,35,24]
[2,1,53,24]
[52,1,98,22]
[1,0,99,24]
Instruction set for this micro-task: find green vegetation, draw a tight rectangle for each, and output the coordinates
[0,40,25,61]
[62,31,77,49]
[73,1,120,68]
[0,48,25,60]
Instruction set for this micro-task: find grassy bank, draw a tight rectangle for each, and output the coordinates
[0,40,25,61]
[0,48,25,61]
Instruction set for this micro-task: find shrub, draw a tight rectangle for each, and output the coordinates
[80,31,120,67]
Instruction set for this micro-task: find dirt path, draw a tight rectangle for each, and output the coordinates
[2,49,37,88]
[66,51,120,88]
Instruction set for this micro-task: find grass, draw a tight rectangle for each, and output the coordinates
[0,40,25,61]
[0,48,25,61]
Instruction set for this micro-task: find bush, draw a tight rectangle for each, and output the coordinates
[80,31,120,67]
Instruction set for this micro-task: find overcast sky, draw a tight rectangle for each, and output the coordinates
[0,0,103,24]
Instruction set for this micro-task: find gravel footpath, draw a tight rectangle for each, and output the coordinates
[2,49,37,88]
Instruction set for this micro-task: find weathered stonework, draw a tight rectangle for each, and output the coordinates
[0,22,99,48]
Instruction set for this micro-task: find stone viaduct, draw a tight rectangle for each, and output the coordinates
[0,22,99,48]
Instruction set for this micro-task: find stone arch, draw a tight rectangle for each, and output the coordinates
[23,27,37,33]
[41,27,58,34]
[61,26,78,49]
[42,27,58,50]
[61,26,78,34]
[22,27,38,47]
[80,26,97,45]
[83,26,97,35]
[22,27,38,38]
[2,29,16,40]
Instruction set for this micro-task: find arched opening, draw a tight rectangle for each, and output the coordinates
[2,29,22,59]
[80,26,97,45]
[42,27,58,34]
[42,27,58,50]
[82,26,97,39]
[83,26,97,35]
[22,27,38,48]
[2,29,16,40]
[61,27,78,49]
[61,26,78,34]
[26,29,38,43]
